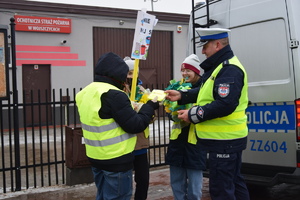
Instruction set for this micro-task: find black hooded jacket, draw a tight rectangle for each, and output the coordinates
[78,52,158,172]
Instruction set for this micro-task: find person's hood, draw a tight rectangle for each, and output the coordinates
[94,52,129,89]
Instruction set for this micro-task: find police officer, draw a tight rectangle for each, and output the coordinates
[165,28,250,200]
[76,52,159,200]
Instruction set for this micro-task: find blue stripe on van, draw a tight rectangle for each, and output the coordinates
[246,102,295,133]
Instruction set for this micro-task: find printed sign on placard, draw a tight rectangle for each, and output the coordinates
[131,9,158,60]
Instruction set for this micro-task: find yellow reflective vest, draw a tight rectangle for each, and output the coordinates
[195,56,248,140]
[170,121,197,144]
[76,82,137,160]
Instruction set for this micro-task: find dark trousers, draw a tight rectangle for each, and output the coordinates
[133,153,150,200]
[208,151,250,200]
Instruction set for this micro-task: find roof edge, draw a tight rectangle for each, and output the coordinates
[0,0,190,23]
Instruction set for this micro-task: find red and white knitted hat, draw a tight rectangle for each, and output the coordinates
[181,54,201,75]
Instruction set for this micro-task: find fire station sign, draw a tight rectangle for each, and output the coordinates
[131,9,158,60]
[14,15,71,33]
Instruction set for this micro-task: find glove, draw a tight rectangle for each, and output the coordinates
[146,99,159,110]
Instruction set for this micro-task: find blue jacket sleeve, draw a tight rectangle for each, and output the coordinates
[178,87,199,105]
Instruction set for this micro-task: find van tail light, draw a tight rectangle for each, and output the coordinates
[296,99,300,168]
[296,99,300,142]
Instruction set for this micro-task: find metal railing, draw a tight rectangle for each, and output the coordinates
[0,88,170,193]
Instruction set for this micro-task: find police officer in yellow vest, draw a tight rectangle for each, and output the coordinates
[165,28,250,200]
[76,52,159,200]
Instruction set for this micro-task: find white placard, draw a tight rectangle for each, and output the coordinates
[131,9,158,60]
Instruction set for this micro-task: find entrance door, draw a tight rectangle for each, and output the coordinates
[22,64,51,126]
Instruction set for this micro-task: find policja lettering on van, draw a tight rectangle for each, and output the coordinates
[246,102,295,133]
[247,110,289,125]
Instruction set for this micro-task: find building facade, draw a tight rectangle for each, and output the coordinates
[0,0,190,101]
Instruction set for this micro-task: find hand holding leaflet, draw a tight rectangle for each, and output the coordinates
[147,89,166,101]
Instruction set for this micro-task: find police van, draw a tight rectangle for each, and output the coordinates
[188,0,300,186]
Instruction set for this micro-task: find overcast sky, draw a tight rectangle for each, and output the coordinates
[27,0,204,14]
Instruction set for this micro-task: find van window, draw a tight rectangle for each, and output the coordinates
[230,19,294,102]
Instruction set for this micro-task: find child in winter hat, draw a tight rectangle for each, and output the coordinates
[181,54,201,75]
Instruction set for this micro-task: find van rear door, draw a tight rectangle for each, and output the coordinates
[229,0,300,185]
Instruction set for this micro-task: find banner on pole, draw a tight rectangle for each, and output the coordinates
[131,9,158,60]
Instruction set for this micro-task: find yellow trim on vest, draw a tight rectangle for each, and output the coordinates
[170,122,181,140]
[170,121,197,144]
[144,127,150,138]
[211,110,245,121]
[198,122,247,133]
[187,124,197,145]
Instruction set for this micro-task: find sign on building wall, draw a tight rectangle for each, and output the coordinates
[131,9,158,60]
[0,27,9,99]
[14,15,71,33]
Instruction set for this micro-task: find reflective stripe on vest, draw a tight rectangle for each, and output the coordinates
[82,122,136,147]
[81,121,119,133]
[195,56,248,140]
[84,132,136,147]
[76,82,136,160]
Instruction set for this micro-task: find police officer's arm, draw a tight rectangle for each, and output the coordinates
[179,87,200,105]
[188,65,244,123]
[165,87,199,104]
[100,90,156,133]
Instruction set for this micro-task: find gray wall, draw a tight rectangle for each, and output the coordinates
[0,4,189,102]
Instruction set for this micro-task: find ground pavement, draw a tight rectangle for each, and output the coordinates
[0,167,211,200]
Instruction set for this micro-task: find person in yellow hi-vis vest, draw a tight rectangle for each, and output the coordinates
[123,56,151,200]
[165,54,206,200]
[165,28,250,200]
[76,52,159,200]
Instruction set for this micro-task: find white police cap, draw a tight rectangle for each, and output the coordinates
[196,28,231,47]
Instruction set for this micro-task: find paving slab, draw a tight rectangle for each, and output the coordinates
[0,167,212,200]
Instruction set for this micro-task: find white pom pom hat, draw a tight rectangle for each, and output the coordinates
[123,56,135,71]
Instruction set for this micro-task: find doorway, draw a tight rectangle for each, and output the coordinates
[22,64,51,126]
